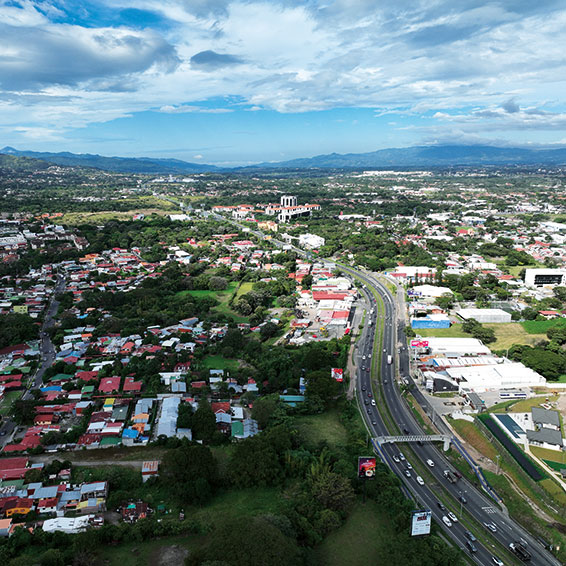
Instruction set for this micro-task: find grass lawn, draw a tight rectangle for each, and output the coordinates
[201,355,240,371]
[294,409,349,449]
[522,319,566,334]
[449,418,498,461]
[484,323,547,349]
[0,390,21,416]
[312,499,393,566]
[531,446,566,465]
[417,324,468,339]
[420,322,547,348]
[191,487,282,526]
[509,395,558,413]
[179,282,249,323]
[97,534,201,566]
[235,281,254,299]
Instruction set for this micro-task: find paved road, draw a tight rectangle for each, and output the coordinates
[0,275,65,447]
[346,267,560,566]
[209,212,561,565]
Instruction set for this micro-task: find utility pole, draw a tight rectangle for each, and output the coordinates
[496,454,501,475]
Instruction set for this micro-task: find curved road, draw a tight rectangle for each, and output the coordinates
[210,212,561,566]
[345,266,560,566]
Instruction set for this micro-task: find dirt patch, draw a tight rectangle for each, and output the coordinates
[149,544,189,566]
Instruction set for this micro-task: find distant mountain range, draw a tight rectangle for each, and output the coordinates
[2,144,566,174]
[0,146,218,174]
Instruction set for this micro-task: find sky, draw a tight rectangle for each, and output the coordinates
[2,0,566,165]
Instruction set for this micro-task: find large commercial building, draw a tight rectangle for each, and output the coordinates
[446,362,546,393]
[422,337,491,357]
[525,268,566,288]
[456,308,512,324]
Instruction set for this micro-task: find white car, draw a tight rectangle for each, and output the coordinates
[398,452,405,461]
[442,516,452,528]
[404,470,411,478]
[371,399,376,406]
[416,475,424,486]
[406,462,412,470]
[491,558,504,566]
[484,522,497,533]
[392,455,400,463]
[426,459,434,467]
[447,511,458,523]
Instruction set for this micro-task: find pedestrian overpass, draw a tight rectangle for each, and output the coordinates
[375,434,451,451]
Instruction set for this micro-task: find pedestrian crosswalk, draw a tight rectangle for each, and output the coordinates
[482,506,497,514]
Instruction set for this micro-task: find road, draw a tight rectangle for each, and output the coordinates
[0,274,65,446]
[346,267,560,566]
[209,212,561,565]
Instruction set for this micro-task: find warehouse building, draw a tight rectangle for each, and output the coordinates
[456,308,512,324]
[423,337,491,357]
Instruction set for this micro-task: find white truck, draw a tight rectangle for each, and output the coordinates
[387,355,392,365]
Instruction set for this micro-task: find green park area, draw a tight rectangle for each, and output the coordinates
[418,322,547,349]
[201,355,241,371]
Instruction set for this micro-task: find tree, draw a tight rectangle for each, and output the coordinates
[209,276,228,291]
[229,436,283,487]
[161,443,217,504]
[188,516,301,566]
[260,322,279,341]
[435,293,454,311]
[251,396,279,429]
[191,400,217,443]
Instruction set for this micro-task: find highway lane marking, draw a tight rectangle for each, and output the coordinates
[482,506,497,514]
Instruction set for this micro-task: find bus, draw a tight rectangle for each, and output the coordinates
[499,390,527,400]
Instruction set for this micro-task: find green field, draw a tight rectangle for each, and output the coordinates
[201,355,241,371]
[235,281,254,299]
[312,500,393,566]
[419,322,546,349]
[179,282,249,322]
[294,409,349,449]
[521,319,566,334]
[0,390,21,416]
[449,418,499,461]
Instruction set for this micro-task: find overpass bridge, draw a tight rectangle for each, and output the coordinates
[375,435,452,451]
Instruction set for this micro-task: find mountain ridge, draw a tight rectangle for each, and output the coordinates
[3,144,566,174]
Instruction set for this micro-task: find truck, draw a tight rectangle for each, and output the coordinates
[443,469,458,484]
[509,542,531,562]
[387,355,392,365]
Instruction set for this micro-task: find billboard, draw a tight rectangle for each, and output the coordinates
[331,368,344,382]
[410,339,429,348]
[358,456,377,479]
[411,510,432,536]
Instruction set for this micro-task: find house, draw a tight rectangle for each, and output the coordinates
[43,515,93,534]
[4,498,34,517]
[231,418,259,439]
[141,461,159,483]
[532,407,561,431]
[98,377,121,394]
[0,518,13,537]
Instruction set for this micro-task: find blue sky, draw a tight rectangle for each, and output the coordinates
[2,1,566,165]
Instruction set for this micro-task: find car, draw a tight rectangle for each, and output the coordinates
[383,379,388,384]
[392,455,400,463]
[383,348,386,353]
[437,502,446,511]
[367,392,372,398]
[404,470,411,478]
[426,459,434,467]
[0,431,6,436]
[361,385,366,391]
[403,427,410,434]
[459,494,467,504]
[416,475,424,486]
[406,462,412,470]
[484,522,497,533]
[371,400,376,406]
[491,557,504,566]
[466,541,477,553]
[362,355,366,360]
[368,353,372,358]
[465,531,477,542]
[447,511,458,523]
[367,409,372,415]
[372,420,377,426]
[364,399,369,405]
[361,366,366,371]
[398,452,405,461]
[441,516,452,528]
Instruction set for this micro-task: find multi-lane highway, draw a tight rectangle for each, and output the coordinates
[346,266,561,566]
[209,212,561,565]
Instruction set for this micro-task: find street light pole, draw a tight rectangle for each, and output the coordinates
[496,454,501,475]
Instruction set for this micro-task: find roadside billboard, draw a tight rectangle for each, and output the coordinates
[411,510,432,536]
[331,368,344,382]
[410,339,429,348]
[358,456,377,479]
